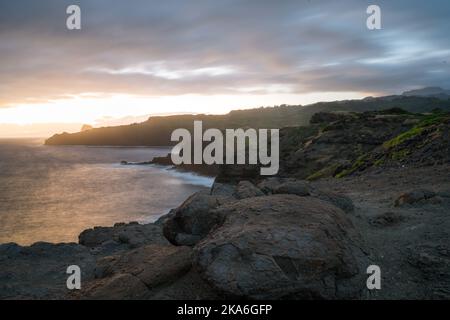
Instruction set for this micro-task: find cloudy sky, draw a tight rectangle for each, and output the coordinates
[0,0,449,136]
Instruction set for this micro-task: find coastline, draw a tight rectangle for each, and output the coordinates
[0,142,212,245]
[2,110,449,300]
[1,164,449,299]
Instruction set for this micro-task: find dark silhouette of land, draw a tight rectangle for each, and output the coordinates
[45,94,450,146]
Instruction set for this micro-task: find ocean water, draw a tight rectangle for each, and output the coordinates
[0,138,214,245]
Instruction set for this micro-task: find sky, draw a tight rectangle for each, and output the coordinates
[0,0,449,137]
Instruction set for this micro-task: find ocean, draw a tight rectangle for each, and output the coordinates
[0,138,213,245]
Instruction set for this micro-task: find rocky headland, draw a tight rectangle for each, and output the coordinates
[1,108,449,300]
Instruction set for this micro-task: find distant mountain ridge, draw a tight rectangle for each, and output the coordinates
[402,86,450,98]
[45,93,450,146]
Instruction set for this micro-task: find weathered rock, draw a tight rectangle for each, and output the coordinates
[95,245,192,285]
[210,182,236,197]
[256,177,284,194]
[278,110,420,179]
[311,189,355,213]
[163,192,226,246]
[215,164,261,183]
[194,195,366,299]
[149,269,221,300]
[154,209,175,226]
[81,245,193,299]
[0,242,96,299]
[80,273,149,300]
[394,189,436,207]
[234,181,264,199]
[273,180,310,196]
[79,222,169,255]
[407,243,450,299]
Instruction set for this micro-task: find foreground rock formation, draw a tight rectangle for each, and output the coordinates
[0,178,369,300]
[2,166,449,300]
[194,195,366,299]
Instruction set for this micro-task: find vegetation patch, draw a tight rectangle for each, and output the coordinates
[416,111,450,128]
[391,149,410,161]
[335,154,369,178]
[382,111,449,149]
[382,126,425,149]
[306,163,340,181]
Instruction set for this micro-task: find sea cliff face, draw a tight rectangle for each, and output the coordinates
[1,109,450,300]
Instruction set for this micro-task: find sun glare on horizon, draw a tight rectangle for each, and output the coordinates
[0,91,369,137]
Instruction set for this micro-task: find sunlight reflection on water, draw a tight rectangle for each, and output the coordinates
[0,139,213,245]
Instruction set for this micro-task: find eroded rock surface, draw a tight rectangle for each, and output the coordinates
[235,180,265,199]
[80,244,193,299]
[79,222,169,255]
[163,192,227,246]
[0,242,96,299]
[194,194,366,299]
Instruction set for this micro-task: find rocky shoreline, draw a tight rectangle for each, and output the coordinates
[0,177,366,299]
[1,109,449,300]
[120,153,220,177]
[1,165,449,299]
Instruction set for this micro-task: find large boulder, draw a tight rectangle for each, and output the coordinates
[0,242,96,299]
[163,192,228,246]
[194,195,366,299]
[79,222,169,255]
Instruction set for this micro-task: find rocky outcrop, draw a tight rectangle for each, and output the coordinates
[234,180,264,199]
[278,111,418,179]
[150,153,220,176]
[407,243,450,299]
[80,245,193,299]
[194,194,366,299]
[79,222,169,255]
[335,111,450,177]
[163,192,228,246]
[79,273,149,300]
[210,182,236,197]
[0,242,96,299]
[259,178,354,213]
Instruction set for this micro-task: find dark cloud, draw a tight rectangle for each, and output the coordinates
[0,0,449,107]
